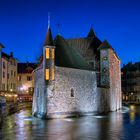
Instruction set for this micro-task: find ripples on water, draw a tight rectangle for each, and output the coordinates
[0,105,140,140]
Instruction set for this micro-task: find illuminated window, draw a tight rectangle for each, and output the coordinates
[52,48,55,59]
[102,56,108,60]
[46,48,50,59]
[46,69,49,80]
[52,68,54,80]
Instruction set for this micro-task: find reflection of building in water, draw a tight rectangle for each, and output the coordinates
[129,105,136,123]
[33,22,122,119]
[122,62,140,102]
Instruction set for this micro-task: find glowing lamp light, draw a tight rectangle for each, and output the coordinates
[20,85,27,91]
[10,89,13,92]
[14,94,17,97]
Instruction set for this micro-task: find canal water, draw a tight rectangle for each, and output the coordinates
[0,105,140,140]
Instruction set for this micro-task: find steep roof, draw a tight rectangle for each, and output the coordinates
[54,35,92,71]
[98,40,120,60]
[0,43,5,48]
[87,27,96,38]
[18,63,37,73]
[2,52,10,59]
[44,27,54,46]
[98,40,112,50]
[67,36,102,59]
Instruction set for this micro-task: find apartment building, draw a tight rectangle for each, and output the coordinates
[17,62,37,94]
[0,44,17,92]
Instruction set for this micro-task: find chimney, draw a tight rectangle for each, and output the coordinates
[10,52,13,57]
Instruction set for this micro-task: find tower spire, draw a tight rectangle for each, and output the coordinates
[48,12,50,29]
[44,13,54,46]
[87,26,96,38]
[57,22,61,35]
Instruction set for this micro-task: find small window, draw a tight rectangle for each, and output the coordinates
[71,88,74,97]
[52,48,55,59]
[7,73,9,79]
[103,56,108,60]
[102,68,107,73]
[2,84,5,91]
[3,62,5,69]
[27,76,32,81]
[46,69,49,80]
[52,68,54,80]
[11,70,13,77]
[3,72,5,78]
[46,48,50,59]
[18,76,21,81]
[14,71,16,77]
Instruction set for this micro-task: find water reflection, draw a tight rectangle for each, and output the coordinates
[129,105,136,123]
[0,106,140,140]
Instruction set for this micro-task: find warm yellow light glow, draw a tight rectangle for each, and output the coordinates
[10,89,13,92]
[46,48,50,59]
[52,48,55,59]
[52,68,54,80]
[46,69,49,80]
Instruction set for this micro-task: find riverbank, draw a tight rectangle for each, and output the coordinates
[123,101,140,106]
[0,102,32,124]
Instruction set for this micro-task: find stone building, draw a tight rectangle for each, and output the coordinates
[122,62,140,102]
[0,44,18,92]
[32,25,122,119]
[17,62,37,94]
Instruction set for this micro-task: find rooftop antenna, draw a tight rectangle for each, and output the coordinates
[48,12,50,29]
[57,22,61,35]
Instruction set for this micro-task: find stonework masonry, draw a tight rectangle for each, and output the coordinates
[32,27,122,119]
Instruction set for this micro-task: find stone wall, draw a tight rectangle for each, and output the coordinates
[32,53,121,119]
[46,67,99,117]
[109,49,122,111]
[32,67,47,117]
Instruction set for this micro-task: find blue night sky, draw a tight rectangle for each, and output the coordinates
[0,0,140,65]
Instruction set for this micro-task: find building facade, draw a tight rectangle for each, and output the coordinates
[17,62,37,94]
[0,44,18,92]
[32,26,122,119]
[122,62,140,102]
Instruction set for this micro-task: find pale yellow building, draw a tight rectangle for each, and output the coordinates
[17,62,37,94]
[0,44,18,92]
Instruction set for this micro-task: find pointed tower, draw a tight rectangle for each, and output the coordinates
[43,25,55,83]
[87,27,96,38]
